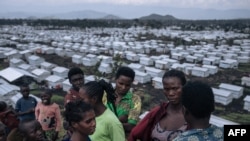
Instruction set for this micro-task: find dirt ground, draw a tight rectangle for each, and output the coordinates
[2,52,248,123]
[36,53,250,116]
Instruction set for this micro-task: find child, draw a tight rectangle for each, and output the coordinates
[64,100,96,141]
[18,119,49,141]
[0,101,19,134]
[15,84,37,121]
[35,89,62,141]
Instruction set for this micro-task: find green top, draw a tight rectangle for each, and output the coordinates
[103,91,142,125]
[89,108,125,141]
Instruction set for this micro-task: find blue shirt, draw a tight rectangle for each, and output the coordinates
[173,124,224,141]
[15,96,37,121]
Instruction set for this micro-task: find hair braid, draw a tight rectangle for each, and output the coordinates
[99,79,118,116]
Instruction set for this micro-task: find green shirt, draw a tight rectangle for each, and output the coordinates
[103,91,142,125]
[89,108,125,141]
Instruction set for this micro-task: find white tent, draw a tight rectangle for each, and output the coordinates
[126,53,140,62]
[45,75,64,89]
[134,70,151,84]
[128,63,145,72]
[72,54,83,64]
[202,65,218,75]
[212,88,233,106]
[139,57,154,66]
[40,61,56,72]
[28,55,45,67]
[0,83,19,97]
[155,60,170,70]
[152,77,163,89]
[209,115,239,127]
[97,55,113,64]
[145,67,165,78]
[243,95,250,112]
[0,83,20,107]
[241,76,250,87]
[62,79,71,92]
[31,68,51,83]
[191,67,210,77]
[98,63,112,74]
[218,83,243,99]
[9,58,25,67]
[52,66,69,79]
[17,63,36,71]
[0,67,36,83]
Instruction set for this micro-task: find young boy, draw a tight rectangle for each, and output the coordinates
[15,84,37,121]
[18,119,49,141]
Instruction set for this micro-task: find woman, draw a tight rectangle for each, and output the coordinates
[79,80,126,141]
[173,81,223,141]
[128,69,187,141]
[103,66,141,134]
[64,100,96,141]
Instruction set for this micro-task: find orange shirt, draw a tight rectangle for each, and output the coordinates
[35,102,61,132]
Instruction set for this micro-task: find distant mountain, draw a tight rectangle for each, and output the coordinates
[0,8,250,20]
[52,10,107,19]
[0,11,46,19]
[0,10,122,20]
[101,14,121,20]
[139,14,177,20]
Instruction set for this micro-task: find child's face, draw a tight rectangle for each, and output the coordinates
[70,73,84,91]
[25,121,46,141]
[20,87,30,98]
[40,92,51,105]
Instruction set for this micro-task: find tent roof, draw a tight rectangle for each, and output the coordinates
[0,67,36,82]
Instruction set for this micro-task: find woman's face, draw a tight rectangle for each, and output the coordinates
[162,77,183,105]
[115,75,133,95]
[73,110,96,136]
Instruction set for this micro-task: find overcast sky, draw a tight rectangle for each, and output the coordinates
[1,0,250,19]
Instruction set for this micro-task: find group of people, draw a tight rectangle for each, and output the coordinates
[0,83,61,141]
[0,65,224,141]
[63,66,141,141]
[128,69,224,141]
